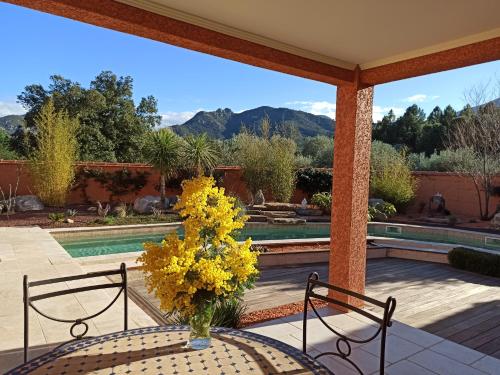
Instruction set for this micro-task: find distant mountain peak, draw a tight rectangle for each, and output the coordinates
[0,114,25,134]
[171,106,335,139]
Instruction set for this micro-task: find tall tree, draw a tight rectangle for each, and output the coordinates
[396,105,426,151]
[446,82,500,220]
[15,71,160,162]
[29,98,79,206]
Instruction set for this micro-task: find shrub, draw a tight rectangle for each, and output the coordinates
[29,99,79,206]
[301,135,334,167]
[48,212,65,222]
[296,168,332,197]
[370,141,416,210]
[448,247,500,278]
[234,131,297,202]
[368,202,396,221]
[408,149,474,171]
[233,132,270,197]
[268,136,297,202]
[311,192,332,212]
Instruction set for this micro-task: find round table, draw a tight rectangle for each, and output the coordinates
[9,326,333,374]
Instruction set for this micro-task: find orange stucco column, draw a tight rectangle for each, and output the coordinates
[329,76,373,308]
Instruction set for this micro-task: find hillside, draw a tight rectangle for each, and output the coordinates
[0,114,24,134]
[171,106,334,139]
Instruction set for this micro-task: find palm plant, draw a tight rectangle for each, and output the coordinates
[182,133,220,176]
[144,129,183,205]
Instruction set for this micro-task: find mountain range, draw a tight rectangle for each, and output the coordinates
[0,115,24,134]
[2,98,498,140]
[171,106,335,139]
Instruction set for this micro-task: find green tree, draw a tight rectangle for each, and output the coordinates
[0,129,18,160]
[182,133,220,176]
[301,135,334,167]
[29,98,79,206]
[447,101,500,220]
[15,71,160,162]
[144,129,183,205]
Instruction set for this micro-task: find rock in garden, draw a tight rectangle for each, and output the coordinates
[368,198,385,207]
[295,208,323,216]
[254,190,265,205]
[14,195,44,212]
[133,195,161,214]
[492,213,500,229]
[65,218,74,224]
[264,202,298,211]
[167,196,178,207]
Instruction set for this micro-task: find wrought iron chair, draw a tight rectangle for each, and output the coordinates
[303,272,396,375]
[23,263,128,362]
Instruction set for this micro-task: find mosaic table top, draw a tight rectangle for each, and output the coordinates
[8,326,333,375]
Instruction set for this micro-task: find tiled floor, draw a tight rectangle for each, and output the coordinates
[0,227,156,373]
[245,307,500,374]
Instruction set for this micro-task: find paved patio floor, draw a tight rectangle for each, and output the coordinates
[245,307,500,375]
[0,227,156,373]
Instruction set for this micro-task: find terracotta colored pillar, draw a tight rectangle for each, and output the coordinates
[329,69,373,308]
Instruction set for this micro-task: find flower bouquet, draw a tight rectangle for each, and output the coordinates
[138,176,258,349]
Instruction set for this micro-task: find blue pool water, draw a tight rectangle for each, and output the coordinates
[58,224,331,257]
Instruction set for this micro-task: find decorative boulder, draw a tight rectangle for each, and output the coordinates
[133,196,161,214]
[166,196,178,208]
[492,213,500,229]
[368,198,385,207]
[14,195,44,212]
[254,190,265,205]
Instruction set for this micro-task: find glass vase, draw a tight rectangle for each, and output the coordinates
[187,302,215,350]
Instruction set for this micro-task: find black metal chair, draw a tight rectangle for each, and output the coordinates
[23,263,128,362]
[303,272,396,375]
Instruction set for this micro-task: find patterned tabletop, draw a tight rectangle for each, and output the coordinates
[8,326,333,375]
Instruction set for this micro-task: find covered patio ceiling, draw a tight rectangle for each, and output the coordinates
[5,0,500,86]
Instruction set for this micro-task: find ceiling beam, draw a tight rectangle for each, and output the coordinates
[360,37,500,86]
[4,0,355,86]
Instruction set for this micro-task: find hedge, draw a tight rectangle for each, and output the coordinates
[448,247,500,278]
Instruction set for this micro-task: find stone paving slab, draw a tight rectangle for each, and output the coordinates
[0,227,156,373]
[245,308,500,374]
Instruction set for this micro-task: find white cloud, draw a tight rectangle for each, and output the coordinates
[372,106,405,122]
[286,100,336,119]
[160,110,201,126]
[0,101,25,117]
[404,94,440,103]
[287,100,404,122]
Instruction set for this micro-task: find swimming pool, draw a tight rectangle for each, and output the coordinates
[57,223,331,258]
[55,222,500,258]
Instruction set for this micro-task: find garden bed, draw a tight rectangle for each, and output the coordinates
[0,205,179,228]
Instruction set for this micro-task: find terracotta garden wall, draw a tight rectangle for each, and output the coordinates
[0,160,498,217]
[410,171,500,218]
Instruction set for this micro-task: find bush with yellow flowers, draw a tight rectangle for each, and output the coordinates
[138,176,258,318]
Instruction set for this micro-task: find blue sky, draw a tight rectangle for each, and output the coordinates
[1,2,499,125]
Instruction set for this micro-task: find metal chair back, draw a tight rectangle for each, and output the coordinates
[303,272,396,375]
[23,263,128,362]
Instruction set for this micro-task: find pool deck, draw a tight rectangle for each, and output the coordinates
[0,227,156,372]
[124,258,500,361]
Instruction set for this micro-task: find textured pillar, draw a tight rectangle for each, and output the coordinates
[329,72,373,309]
